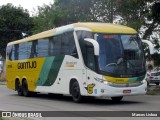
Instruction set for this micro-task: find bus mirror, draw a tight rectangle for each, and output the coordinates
[84,38,99,56]
[142,40,154,55]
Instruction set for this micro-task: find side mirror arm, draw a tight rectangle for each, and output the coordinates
[84,38,99,56]
[142,39,154,55]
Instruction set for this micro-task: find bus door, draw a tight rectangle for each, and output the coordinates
[86,46,97,95]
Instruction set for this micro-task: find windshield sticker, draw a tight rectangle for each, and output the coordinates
[94,89,97,94]
[65,61,77,67]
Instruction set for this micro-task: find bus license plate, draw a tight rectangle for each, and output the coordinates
[123,89,131,93]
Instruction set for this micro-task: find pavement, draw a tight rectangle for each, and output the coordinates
[0,84,160,120]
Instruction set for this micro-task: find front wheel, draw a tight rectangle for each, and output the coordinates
[155,82,159,86]
[71,82,83,103]
[111,96,123,102]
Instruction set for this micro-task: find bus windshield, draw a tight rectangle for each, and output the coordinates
[97,34,145,76]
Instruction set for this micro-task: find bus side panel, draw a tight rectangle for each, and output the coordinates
[6,58,46,92]
[6,60,18,90]
[34,55,89,95]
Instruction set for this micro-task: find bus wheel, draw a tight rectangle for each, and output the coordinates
[111,96,123,102]
[156,82,159,86]
[15,80,23,96]
[71,81,82,103]
[22,80,31,97]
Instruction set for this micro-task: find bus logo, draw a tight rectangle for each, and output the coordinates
[17,61,37,69]
[85,83,95,94]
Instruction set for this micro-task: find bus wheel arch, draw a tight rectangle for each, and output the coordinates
[15,78,23,96]
[70,79,83,103]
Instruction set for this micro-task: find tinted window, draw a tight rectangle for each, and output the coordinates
[76,30,93,65]
[14,44,19,60]
[6,46,13,60]
[62,32,78,57]
[29,40,38,58]
[86,47,96,71]
[19,43,28,60]
[37,38,49,57]
[49,36,61,55]
[7,32,77,60]
[49,31,78,58]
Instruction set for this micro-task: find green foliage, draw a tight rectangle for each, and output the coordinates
[33,0,95,34]
[32,0,112,34]
[151,53,160,66]
[54,0,93,23]
[32,0,157,32]
[143,1,160,39]
[147,64,153,71]
[112,0,151,30]
[0,3,34,58]
[32,4,56,34]
[147,86,160,95]
[32,0,160,45]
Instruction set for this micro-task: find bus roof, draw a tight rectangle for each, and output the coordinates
[7,22,137,46]
[74,22,137,34]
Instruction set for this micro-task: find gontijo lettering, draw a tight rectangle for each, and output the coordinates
[17,61,37,69]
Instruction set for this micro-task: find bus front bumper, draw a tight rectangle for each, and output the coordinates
[95,82,147,97]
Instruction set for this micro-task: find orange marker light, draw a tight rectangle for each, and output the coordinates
[103,35,112,39]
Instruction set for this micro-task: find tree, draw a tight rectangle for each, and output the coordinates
[151,53,160,66]
[32,0,114,33]
[32,4,57,34]
[143,1,160,39]
[32,0,94,33]
[0,3,34,58]
[147,64,153,71]
[33,0,160,43]
[54,0,94,24]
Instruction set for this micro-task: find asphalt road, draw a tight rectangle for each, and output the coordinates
[0,85,160,120]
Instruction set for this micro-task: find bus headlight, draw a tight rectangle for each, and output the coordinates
[141,79,147,84]
[95,78,108,84]
[103,81,108,85]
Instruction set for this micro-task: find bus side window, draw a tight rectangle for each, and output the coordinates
[7,46,13,61]
[29,41,38,58]
[19,43,28,60]
[62,32,78,58]
[51,36,62,56]
[14,44,19,60]
[37,39,49,57]
[86,46,96,71]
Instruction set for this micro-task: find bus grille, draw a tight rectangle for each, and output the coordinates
[108,82,143,87]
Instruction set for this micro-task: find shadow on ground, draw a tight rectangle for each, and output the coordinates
[10,92,143,106]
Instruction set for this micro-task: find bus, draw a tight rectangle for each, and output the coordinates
[6,22,147,102]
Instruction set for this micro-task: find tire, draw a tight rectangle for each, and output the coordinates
[111,96,123,102]
[155,82,159,86]
[71,81,83,103]
[22,80,31,97]
[15,80,23,96]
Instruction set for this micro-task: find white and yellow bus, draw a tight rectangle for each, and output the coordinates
[6,22,147,102]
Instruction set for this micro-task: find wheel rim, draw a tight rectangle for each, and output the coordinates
[16,81,20,90]
[73,85,80,99]
[16,81,20,91]
[23,82,28,95]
